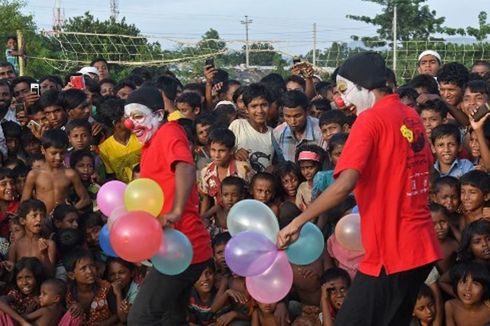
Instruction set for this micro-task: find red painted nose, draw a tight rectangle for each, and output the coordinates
[123,119,134,130]
[334,96,345,108]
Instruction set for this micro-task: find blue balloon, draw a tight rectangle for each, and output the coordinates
[152,228,193,275]
[99,224,117,257]
[286,222,324,265]
[352,205,359,213]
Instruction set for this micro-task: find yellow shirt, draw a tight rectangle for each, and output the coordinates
[168,110,184,121]
[99,134,142,183]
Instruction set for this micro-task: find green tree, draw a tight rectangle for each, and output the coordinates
[467,11,490,41]
[197,28,226,53]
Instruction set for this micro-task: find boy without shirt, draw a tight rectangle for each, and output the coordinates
[21,129,90,214]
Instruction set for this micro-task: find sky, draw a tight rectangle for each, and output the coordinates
[22,0,489,55]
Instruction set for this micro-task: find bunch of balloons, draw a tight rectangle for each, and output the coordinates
[97,178,193,275]
[335,213,363,251]
[225,200,324,304]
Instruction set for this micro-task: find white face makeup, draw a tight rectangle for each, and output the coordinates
[124,103,163,144]
[336,75,376,115]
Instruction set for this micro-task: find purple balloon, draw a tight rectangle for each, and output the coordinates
[225,231,278,277]
[97,181,126,217]
[246,251,293,304]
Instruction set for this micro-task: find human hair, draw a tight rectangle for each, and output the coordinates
[195,113,213,127]
[212,232,231,249]
[320,267,351,287]
[437,62,469,89]
[41,129,69,149]
[242,83,272,107]
[471,60,490,70]
[212,103,237,128]
[250,172,277,191]
[18,199,47,220]
[0,62,15,71]
[281,90,309,111]
[6,35,17,43]
[285,75,306,90]
[396,85,420,106]
[221,176,247,195]
[457,219,490,262]
[429,202,449,216]
[42,278,67,298]
[309,98,331,113]
[183,83,205,97]
[69,149,94,168]
[63,248,93,273]
[79,212,104,233]
[26,153,45,168]
[260,73,286,92]
[221,80,241,96]
[0,167,14,181]
[464,79,489,96]
[11,76,37,91]
[385,68,397,88]
[14,257,45,291]
[328,133,349,154]
[208,128,235,149]
[0,79,11,90]
[38,89,60,110]
[418,99,449,119]
[430,123,461,146]
[232,86,245,103]
[90,57,108,66]
[99,78,115,87]
[315,81,334,95]
[450,261,490,301]
[319,110,346,127]
[1,120,21,139]
[175,92,201,109]
[295,144,325,169]
[54,228,84,256]
[114,80,136,94]
[95,96,125,128]
[57,89,88,112]
[12,163,29,179]
[276,161,302,181]
[106,257,136,272]
[39,75,63,89]
[408,74,440,94]
[212,69,229,87]
[65,118,91,135]
[460,170,490,195]
[431,176,461,197]
[52,204,78,223]
[416,283,434,301]
[155,75,179,101]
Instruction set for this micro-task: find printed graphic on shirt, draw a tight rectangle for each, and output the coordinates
[400,117,426,153]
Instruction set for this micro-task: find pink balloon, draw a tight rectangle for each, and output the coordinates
[335,213,363,251]
[246,251,293,304]
[97,181,126,217]
[109,211,162,262]
[107,206,127,230]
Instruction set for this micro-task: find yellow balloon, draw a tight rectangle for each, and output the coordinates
[124,178,164,217]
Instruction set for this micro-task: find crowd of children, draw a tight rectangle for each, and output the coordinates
[0,38,489,324]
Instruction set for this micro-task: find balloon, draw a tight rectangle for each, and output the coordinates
[335,213,363,251]
[97,181,126,217]
[286,222,324,265]
[152,228,193,275]
[110,211,162,262]
[225,231,278,277]
[246,251,293,304]
[99,224,117,257]
[227,200,280,243]
[107,206,127,230]
[124,178,164,217]
[352,205,359,214]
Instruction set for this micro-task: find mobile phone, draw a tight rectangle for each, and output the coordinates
[27,120,40,129]
[70,75,86,90]
[15,102,25,114]
[473,103,490,122]
[30,83,40,96]
[205,57,215,68]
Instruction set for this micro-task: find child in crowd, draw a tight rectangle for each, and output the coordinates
[295,145,325,211]
[308,98,331,119]
[250,172,279,215]
[99,79,115,97]
[0,168,19,238]
[79,212,105,274]
[410,283,437,326]
[277,161,302,204]
[460,170,490,224]
[0,257,44,324]
[52,204,79,230]
[445,262,490,325]
[27,153,45,171]
[417,99,448,138]
[70,149,101,211]
[194,113,213,171]
[21,129,90,213]
[429,203,458,273]
[431,124,473,178]
[212,232,231,287]
[23,278,66,325]
[8,200,56,276]
[20,129,42,159]
[12,164,29,199]
[199,128,252,215]
[2,121,23,161]
[251,301,279,326]
[176,92,202,120]
[319,267,351,326]
[431,176,462,237]
[318,110,347,149]
[63,249,118,325]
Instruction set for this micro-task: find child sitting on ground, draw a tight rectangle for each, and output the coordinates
[23,278,66,326]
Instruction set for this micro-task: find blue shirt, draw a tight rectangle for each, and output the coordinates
[434,158,474,178]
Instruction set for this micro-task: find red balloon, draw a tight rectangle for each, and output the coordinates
[123,119,134,130]
[110,211,162,262]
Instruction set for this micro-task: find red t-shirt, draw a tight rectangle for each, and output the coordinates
[140,122,212,264]
[0,201,19,238]
[334,94,442,276]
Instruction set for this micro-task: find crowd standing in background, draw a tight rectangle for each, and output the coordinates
[0,33,489,325]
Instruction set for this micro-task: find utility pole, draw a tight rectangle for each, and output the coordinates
[393,3,398,73]
[313,23,317,66]
[53,0,65,30]
[241,15,253,68]
[110,0,120,20]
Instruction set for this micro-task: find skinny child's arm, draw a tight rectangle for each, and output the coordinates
[438,270,455,297]
[0,296,30,325]
[20,171,36,202]
[23,307,46,322]
[68,170,91,209]
[444,300,456,326]
[40,239,56,277]
[200,195,212,217]
[251,310,260,326]
[430,282,444,326]
[7,242,16,264]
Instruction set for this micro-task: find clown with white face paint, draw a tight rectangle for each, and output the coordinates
[126,86,212,325]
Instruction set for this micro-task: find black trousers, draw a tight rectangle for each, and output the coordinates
[128,260,210,326]
[334,263,433,326]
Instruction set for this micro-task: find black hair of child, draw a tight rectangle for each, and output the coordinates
[276,161,303,182]
[39,76,63,89]
[207,128,235,149]
[450,261,490,301]
[320,267,351,287]
[176,92,201,110]
[250,172,277,191]
[437,62,469,89]
[221,176,247,196]
[212,103,237,129]
[1,120,21,139]
[416,283,434,301]
[408,74,440,95]
[26,153,45,168]
[11,76,37,91]
[54,228,84,256]
[155,75,179,101]
[457,219,490,262]
[14,257,45,289]
[65,118,91,136]
[114,80,137,94]
[57,89,88,112]
[465,80,489,96]
[69,149,94,168]
[38,89,60,110]
[18,199,47,219]
[52,204,78,223]
[183,83,205,97]
[328,133,349,154]
[260,73,286,93]
[6,35,17,42]
[428,202,449,216]
[430,123,461,146]
[79,212,104,233]
[319,110,346,127]
[285,75,306,90]
[95,96,125,129]
[221,80,241,96]
[280,90,309,111]
[99,78,116,87]
[232,86,245,103]
[41,129,69,150]
[106,257,136,273]
[42,278,67,298]
[62,248,93,273]
[195,113,213,128]
[396,86,419,104]
[212,232,231,250]
[418,99,449,119]
[0,167,14,181]
[242,83,272,107]
[460,170,490,195]
[12,164,29,179]
[309,98,332,112]
[431,176,461,197]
